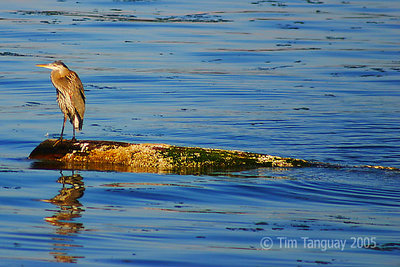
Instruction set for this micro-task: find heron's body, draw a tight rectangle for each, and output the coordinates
[36,61,85,140]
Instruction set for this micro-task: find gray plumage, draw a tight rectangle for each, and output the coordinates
[37,60,85,140]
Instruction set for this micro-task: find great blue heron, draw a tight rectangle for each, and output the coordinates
[36,60,85,141]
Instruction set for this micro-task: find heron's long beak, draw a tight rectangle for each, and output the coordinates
[36,64,53,69]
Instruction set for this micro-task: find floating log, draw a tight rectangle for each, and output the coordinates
[29,139,314,173]
[30,139,399,173]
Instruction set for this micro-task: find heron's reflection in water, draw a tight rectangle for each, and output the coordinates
[42,171,85,263]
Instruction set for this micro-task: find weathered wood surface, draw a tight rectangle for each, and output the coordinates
[29,139,398,173]
[29,139,315,173]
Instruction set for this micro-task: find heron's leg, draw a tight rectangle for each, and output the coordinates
[72,125,77,142]
[60,115,67,140]
[53,116,67,147]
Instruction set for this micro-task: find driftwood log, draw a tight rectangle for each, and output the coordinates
[29,139,315,173]
[29,139,398,173]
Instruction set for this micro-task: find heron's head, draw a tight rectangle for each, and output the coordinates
[36,60,69,71]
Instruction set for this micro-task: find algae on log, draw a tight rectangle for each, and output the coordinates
[29,139,314,173]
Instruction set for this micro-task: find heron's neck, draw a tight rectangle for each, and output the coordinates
[52,68,69,78]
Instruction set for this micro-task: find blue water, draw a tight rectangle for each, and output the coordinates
[0,0,399,266]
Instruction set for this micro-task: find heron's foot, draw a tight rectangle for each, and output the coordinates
[71,137,78,143]
[53,138,63,147]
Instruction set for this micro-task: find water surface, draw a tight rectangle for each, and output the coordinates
[0,0,399,266]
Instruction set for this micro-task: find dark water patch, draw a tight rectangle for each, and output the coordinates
[15,9,231,24]
[367,242,400,252]
[85,84,118,90]
[0,51,29,57]
[251,0,288,7]
[156,13,231,23]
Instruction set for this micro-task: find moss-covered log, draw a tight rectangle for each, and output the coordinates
[29,139,314,173]
[30,139,398,173]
